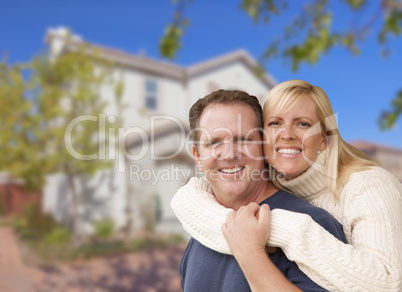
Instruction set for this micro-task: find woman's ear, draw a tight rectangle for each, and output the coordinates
[193,145,204,172]
[320,133,328,151]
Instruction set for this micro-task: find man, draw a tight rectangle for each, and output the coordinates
[178,89,346,291]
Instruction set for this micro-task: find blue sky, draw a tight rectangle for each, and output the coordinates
[2,0,402,148]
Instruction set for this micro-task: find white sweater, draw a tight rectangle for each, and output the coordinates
[171,161,402,291]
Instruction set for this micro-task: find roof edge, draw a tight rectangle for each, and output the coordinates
[187,49,277,89]
[350,140,402,153]
[44,27,277,88]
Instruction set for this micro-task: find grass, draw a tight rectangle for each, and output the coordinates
[8,203,185,264]
[19,231,185,264]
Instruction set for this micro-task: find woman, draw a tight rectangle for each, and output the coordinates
[171,80,402,291]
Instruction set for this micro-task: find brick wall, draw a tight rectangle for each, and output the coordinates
[0,184,42,217]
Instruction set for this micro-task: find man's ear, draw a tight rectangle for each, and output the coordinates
[193,145,204,172]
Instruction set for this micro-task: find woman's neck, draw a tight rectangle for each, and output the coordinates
[277,150,329,199]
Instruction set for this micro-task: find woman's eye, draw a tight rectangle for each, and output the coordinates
[298,122,311,127]
[267,121,280,127]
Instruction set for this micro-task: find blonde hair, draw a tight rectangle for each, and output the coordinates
[264,80,378,198]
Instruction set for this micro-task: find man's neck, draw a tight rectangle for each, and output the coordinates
[229,181,278,211]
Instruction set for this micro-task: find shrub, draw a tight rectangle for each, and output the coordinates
[44,227,70,244]
[0,196,5,216]
[19,204,58,239]
[13,203,71,244]
[94,218,114,240]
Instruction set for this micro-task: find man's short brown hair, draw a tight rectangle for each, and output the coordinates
[189,89,263,144]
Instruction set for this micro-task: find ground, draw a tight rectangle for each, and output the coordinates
[0,227,185,292]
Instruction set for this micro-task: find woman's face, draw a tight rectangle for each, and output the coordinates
[263,96,327,180]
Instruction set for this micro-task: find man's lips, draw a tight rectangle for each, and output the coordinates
[219,166,245,174]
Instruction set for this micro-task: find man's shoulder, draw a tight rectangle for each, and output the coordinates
[181,238,250,291]
[183,238,232,261]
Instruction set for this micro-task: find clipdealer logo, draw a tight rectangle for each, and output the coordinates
[64,114,192,172]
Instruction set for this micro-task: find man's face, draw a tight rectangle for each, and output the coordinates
[193,103,266,209]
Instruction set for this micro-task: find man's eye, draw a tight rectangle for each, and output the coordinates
[236,138,252,146]
[209,140,221,146]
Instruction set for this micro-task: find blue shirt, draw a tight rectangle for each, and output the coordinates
[181,190,347,291]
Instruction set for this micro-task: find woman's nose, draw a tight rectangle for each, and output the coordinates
[281,125,295,140]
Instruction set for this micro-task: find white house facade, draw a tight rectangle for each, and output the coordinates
[42,27,277,237]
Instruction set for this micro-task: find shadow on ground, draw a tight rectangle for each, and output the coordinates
[33,245,185,292]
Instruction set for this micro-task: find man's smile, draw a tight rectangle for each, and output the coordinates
[219,166,245,174]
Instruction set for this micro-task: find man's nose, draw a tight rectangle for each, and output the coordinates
[217,140,239,160]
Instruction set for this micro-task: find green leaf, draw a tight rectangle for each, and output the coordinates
[378,90,402,130]
[344,0,366,10]
[0,41,117,190]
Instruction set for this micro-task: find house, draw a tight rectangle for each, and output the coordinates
[351,140,402,182]
[42,27,277,236]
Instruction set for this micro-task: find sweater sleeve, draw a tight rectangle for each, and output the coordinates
[171,177,233,254]
[171,175,402,291]
[283,169,402,292]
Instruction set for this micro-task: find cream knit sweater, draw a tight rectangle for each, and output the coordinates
[171,159,402,291]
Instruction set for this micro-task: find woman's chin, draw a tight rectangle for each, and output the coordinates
[274,166,306,180]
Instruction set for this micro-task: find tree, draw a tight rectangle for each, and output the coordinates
[0,42,120,245]
[0,61,45,190]
[160,0,402,129]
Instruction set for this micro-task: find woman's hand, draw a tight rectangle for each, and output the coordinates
[221,202,272,259]
[222,203,302,292]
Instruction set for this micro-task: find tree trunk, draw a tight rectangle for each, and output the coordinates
[65,165,81,247]
[124,158,135,241]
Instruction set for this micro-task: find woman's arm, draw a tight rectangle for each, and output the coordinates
[171,176,402,291]
[276,169,402,291]
[282,170,402,291]
[171,177,232,254]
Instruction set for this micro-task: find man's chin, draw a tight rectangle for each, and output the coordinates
[213,181,247,197]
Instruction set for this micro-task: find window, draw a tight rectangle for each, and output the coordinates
[145,79,158,110]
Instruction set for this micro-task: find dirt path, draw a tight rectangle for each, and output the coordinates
[0,227,38,292]
[0,227,185,292]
